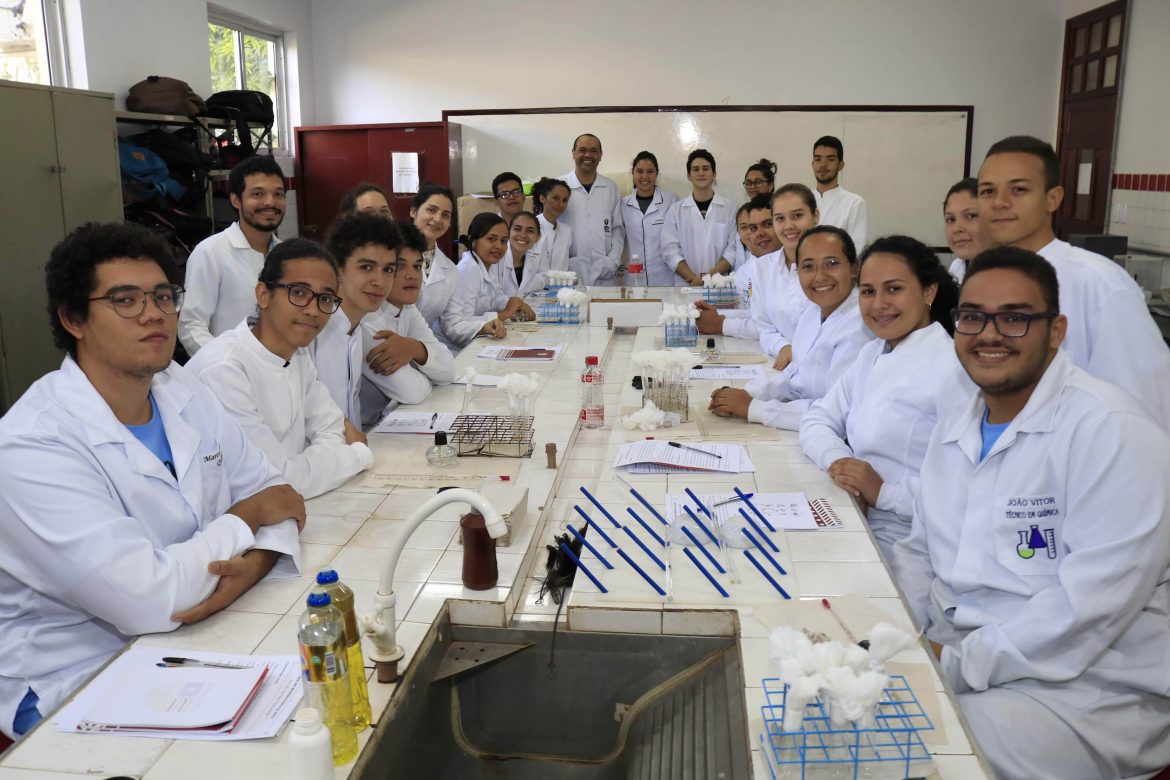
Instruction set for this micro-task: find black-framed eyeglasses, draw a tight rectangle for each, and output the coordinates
[495,188,524,200]
[951,308,1058,337]
[266,282,342,314]
[88,284,185,318]
[743,178,770,189]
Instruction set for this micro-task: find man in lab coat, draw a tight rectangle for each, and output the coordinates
[811,135,867,251]
[559,133,625,286]
[977,134,1170,430]
[892,247,1170,779]
[0,223,304,740]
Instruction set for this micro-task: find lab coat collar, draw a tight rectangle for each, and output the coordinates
[234,319,295,370]
[424,245,451,287]
[624,187,665,211]
[943,349,1073,463]
[563,170,611,193]
[224,221,279,252]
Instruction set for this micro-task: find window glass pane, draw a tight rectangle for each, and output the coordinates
[1107,14,1122,48]
[1070,63,1083,94]
[208,24,239,93]
[0,0,50,84]
[1086,59,1100,91]
[1074,26,1086,57]
[1103,54,1118,88]
[242,33,279,149]
[1089,20,1104,52]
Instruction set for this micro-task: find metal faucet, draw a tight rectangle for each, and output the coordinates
[362,488,507,683]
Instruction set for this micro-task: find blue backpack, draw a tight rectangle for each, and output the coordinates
[118,138,185,203]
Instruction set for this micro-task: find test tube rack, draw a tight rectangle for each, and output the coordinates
[537,301,583,325]
[663,321,699,348]
[641,378,690,421]
[449,414,535,458]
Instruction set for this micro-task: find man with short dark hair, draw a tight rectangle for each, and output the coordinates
[559,133,625,285]
[811,135,867,249]
[179,155,287,355]
[0,222,303,740]
[492,171,525,224]
[893,247,1170,779]
[978,135,1170,428]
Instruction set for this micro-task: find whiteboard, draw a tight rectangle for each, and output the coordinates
[447,108,971,248]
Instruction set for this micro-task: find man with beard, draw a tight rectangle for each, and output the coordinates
[559,133,625,286]
[0,223,304,740]
[179,155,287,355]
[892,247,1170,779]
[811,135,867,250]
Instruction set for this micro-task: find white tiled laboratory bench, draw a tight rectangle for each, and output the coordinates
[0,312,991,779]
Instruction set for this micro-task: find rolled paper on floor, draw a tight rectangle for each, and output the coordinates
[683,504,721,546]
[574,505,618,548]
[739,507,780,552]
[616,547,667,596]
[744,549,791,599]
[579,486,622,528]
[681,524,725,574]
[627,507,665,546]
[684,487,713,518]
[565,523,614,569]
[559,543,607,593]
[736,487,775,532]
[628,486,669,526]
[682,546,729,598]
[622,525,666,571]
[742,527,788,575]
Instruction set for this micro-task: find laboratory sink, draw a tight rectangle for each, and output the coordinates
[352,607,751,779]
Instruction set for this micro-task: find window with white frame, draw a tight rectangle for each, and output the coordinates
[0,0,67,86]
[207,10,286,151]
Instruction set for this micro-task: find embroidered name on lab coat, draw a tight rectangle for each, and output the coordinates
[201,450,223,467]
[995,494,1061,575]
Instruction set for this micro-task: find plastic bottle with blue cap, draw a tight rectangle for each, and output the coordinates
[315,569,372,728]
[297,590,358,764]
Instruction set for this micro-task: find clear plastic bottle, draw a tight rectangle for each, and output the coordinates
[314,570,372,730]
[580,356,604,429]
[297,590,359,765]
[289,707,334,780]
[626,254,647,290]
[426,430,457,467]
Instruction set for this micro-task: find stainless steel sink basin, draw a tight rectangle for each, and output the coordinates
[353,607,750,779]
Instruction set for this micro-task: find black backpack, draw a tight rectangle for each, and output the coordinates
[205,90,275,152]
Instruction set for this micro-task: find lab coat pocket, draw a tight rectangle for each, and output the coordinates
[993,494,1062,578]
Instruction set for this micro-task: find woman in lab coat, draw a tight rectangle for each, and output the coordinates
[501,211,557,297]
[752,184,820,368]
[799,235,960,560]
[531,177,573,280]
[942,177,984,283]
[741,158,777,201]
[409,183,459,341]
[185,239,374,499]
[709,226,873,430]
[440,213,534,347]
[623,151,680,286]
[661,149,737,285]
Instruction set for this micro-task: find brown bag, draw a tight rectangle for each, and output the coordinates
[126,76,207,116]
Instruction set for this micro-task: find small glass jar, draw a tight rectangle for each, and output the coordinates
[426,431,457,467]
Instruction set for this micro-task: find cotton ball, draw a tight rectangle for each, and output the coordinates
[621,402,666,431]
[853,670,889,728]
[778,657,805,685]
[867,622,918,668]
[821,666,860,726]
[843,644,870,674]
[782,675,822,733]
[768,626,813,662]
[810,640,846,675]
[557,288,588,307]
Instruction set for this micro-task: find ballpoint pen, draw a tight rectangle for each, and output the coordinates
[429,412,439,429]
[158,657,249,669]
[712,492,753,507]
[668,441,722,459]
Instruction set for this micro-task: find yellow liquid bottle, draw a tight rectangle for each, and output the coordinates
[316,569,372,729]
[297,590,359,765]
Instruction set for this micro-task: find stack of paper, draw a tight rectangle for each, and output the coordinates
[371,410,459,434]
[666,491,824,531]
[476,345,563,361]
[613,441,755,474]
[688,365,766,381]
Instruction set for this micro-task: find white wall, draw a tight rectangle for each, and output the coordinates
[310,0,1067,169]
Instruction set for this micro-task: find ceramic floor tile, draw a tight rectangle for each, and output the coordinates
[794,561,899,598]
[299,512,366,546]
[349,516,458,549]
[425,549,527,588]
[135,610,280,654]
[304,491,384,518]
[1,729,170,776]
[329,545,442,583]
[784,531,880,562]
[404,582,506,625]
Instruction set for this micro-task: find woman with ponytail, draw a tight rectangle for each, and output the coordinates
[799,234,960,561]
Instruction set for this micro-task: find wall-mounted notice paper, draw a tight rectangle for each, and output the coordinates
[391,151,420,193]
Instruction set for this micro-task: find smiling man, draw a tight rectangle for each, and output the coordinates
[892,246,1170,779]
[559,133,625,286]
[179,155,287,356]
[0,223,303,740]
[978,135,1170,429]
[811,136,868,250]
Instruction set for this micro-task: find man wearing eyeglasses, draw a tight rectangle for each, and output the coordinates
[978,135,1170,430]
[0,223,304,741]
[492,172,526,225]
[892,247,1170,780]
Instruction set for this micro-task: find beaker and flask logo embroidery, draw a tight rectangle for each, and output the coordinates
[1016,524,1057,560]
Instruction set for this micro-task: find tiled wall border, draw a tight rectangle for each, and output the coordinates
[1113,173,1170,191]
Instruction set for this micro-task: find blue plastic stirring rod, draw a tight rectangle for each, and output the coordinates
[739,508,780,552]
[565,523,614,569]
[742,527,788,575]
[681,525,725,574]
[628,486,669,526]
[683,505,721,546]
[579,486,622,528]
[615,548,667,596]
[682,547,729,598]
[626,507,665,546]
[621,526,666,571]
[559,543,607,593]
[573,505,618,548]
[684,487,713,518]
[735,487,775,532]
[743,550,791,599]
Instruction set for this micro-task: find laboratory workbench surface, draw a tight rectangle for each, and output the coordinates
[0,296,992,779]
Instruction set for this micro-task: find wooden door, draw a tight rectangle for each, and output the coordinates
[1055,1,1126,238]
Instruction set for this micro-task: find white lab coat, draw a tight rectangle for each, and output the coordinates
[185,321,373,498]
[622,187,680,286]
[800,323,957,558]
[503,228,565,298]
[0,357,300,735]
[306,310,362,426]
[178,222,277,355]
[891,351,1170,779]
[534,213,573,291]
[661,194,738,280]
[750,249,813,357]
[1038,238,1170,430]
[415,245,459,344]
[948,257,967,284]
[359,301,456,426]
[721,255,759,342]
[814,186,868,250]
[559,170,624,286]
[440,252,510,347]
[745,291,874,430]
